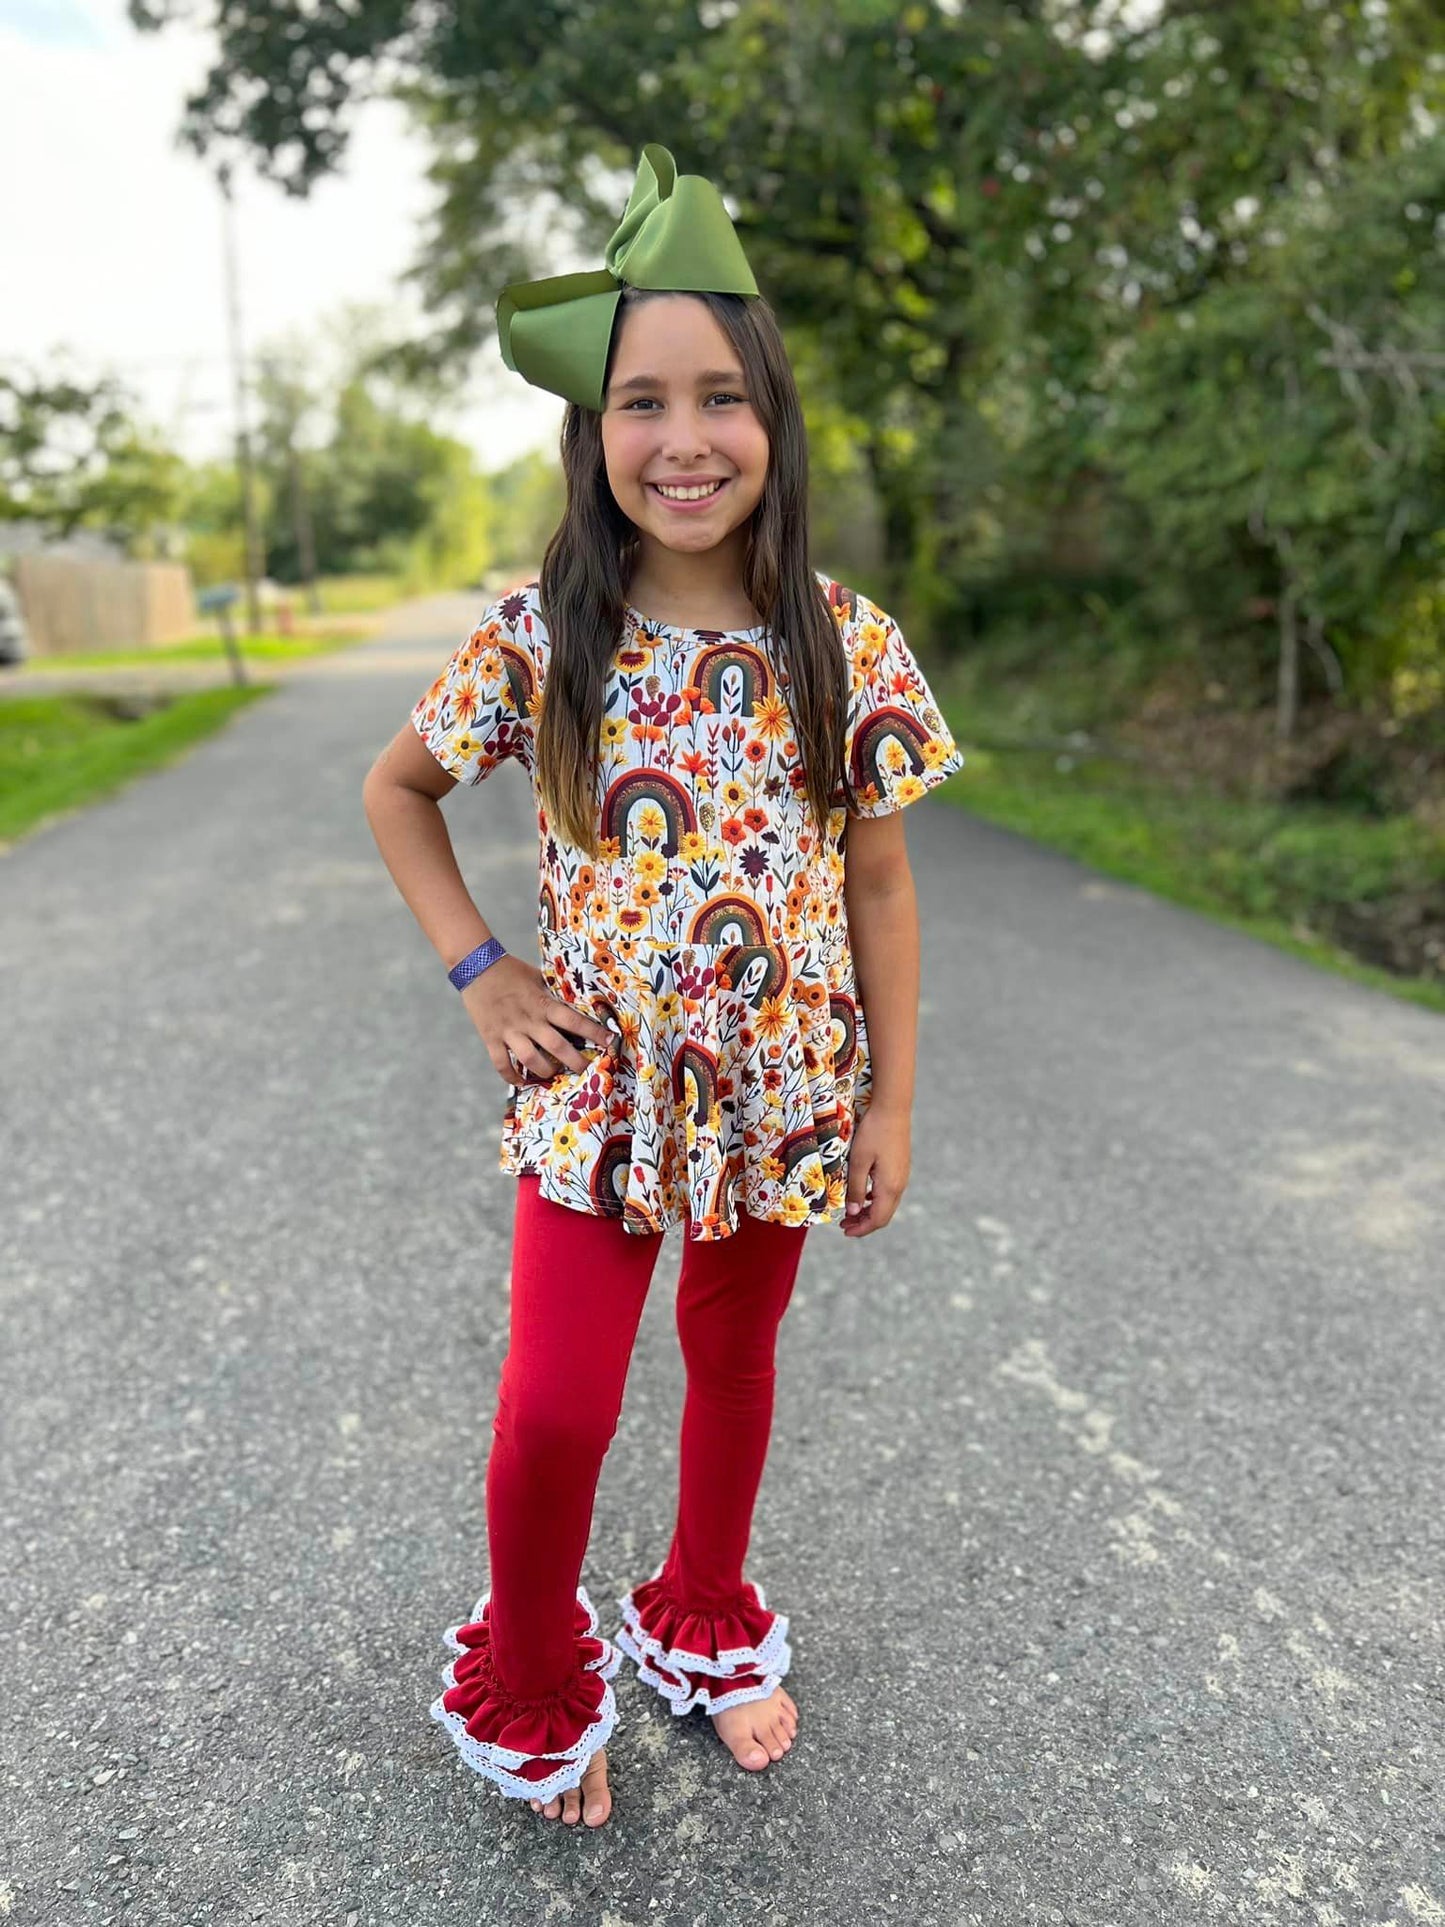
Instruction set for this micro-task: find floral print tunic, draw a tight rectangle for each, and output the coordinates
[410,569,965,1240]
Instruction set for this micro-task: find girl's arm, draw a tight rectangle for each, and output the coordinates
[840,809,919,1236]
[362,724,614,1083]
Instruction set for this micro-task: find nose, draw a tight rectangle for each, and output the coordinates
[658,406,714,463]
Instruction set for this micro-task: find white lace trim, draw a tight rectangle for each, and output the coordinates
[615,1561,792,1695]
[615,1627,792,1717]
[429,1583,621,1803]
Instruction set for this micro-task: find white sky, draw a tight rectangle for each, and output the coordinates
[0,0,564,471]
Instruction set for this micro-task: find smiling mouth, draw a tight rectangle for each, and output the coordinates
[649,479,730,502]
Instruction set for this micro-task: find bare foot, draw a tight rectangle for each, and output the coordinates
[710,1686,798,1770]
[528,1746,611,1827]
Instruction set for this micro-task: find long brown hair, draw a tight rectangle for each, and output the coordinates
[534,286,847,855]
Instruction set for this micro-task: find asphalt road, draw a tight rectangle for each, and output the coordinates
[3,594,1443,1926]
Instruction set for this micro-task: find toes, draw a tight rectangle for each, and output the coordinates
[561,1787,581,1823]
[582,1752,610,1826]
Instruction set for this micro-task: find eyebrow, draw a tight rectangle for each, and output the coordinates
[611,368,747,395]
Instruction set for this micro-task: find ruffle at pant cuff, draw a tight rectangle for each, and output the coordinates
[614,1561,792,1716]
[429,1584,621,1802]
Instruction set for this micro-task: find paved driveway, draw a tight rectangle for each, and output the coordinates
[3,595,1442,1924]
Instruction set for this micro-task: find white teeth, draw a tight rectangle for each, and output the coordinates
[654,481,725,501]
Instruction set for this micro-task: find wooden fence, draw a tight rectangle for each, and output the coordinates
[14,555,197,656]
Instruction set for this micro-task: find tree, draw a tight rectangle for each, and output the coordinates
[131,0,1445,672]
[0,364,186,547]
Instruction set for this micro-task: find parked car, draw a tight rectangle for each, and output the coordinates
[0,576,28,665]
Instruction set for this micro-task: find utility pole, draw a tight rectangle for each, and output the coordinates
[218,161,265,638]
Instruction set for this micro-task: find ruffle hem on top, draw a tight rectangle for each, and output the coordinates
[615,1561,792,1715]
[430,1584,620,1802]
[500,926,868,1242]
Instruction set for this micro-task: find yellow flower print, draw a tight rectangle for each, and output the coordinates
[634,880,660,907]
[756,995,791,1042]
[636,804,665,842]
[598,835,621,860]
[923,737,953,769]
[780,1194,812,1226]
[601,717,629,745]
[882,738,909,774]
[634,850,666,883]
[450,731,482,762]
[655,990,681,1025]
[753,694,790,740]
[721,780,745,811]
[552,1123,579,1156]
[679,831,707,863]
[896,774,927,804]
[760,1154,786,1182]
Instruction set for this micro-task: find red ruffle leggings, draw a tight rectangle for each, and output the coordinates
[430,1175,809,1801]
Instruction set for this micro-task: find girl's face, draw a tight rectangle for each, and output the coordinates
[600,295,769,561]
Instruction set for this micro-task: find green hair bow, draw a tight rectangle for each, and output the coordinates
[495,143,759,413]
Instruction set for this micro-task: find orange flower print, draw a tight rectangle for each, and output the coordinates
[742,806,767,833]
[721,817,747,846]
[744,740,767,764]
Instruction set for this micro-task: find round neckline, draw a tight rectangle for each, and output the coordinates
[625,603,769,639]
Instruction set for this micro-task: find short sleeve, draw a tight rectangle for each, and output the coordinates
[409,591,540,785]
[841,595,965,817]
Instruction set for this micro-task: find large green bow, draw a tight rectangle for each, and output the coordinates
[495,143,759,413]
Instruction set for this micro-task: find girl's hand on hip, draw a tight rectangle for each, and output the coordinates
[842,1105,911,1236]
[461,954,616,1087]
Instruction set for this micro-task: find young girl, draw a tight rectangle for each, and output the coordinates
[362,145,965,1831]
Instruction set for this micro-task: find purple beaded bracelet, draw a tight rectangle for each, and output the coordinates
[448,936,507,990]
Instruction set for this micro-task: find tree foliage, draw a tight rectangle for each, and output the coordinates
[0,367,186,545]
[130,0,1445,718]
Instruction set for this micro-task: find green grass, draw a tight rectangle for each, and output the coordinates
[313,573,405,615]
[0,685,274,846]
[933,728,1445,1015]
[17,628,368,671]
